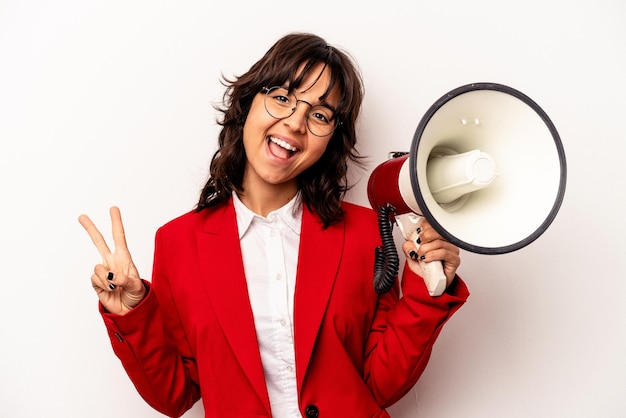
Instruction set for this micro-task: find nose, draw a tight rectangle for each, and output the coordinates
[283,100,311,134]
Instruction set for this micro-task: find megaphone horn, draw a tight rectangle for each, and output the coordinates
[368,82,567,296]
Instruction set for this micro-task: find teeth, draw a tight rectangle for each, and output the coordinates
[269,136,298,152]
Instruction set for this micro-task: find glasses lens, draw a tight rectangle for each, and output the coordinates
[263,86,339,137]
[307,105,336,137]
[264,87,295,119]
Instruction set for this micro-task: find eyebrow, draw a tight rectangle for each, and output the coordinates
[280,84,338,114]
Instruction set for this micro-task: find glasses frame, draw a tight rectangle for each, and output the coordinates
[262,86,341,137]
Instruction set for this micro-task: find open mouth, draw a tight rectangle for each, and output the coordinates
[268,136,299,159]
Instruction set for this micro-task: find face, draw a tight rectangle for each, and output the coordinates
[241,63,340,197]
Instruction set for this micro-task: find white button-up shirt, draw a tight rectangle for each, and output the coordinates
[233,192,303,418]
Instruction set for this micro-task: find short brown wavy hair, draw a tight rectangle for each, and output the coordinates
[196,33,364,227]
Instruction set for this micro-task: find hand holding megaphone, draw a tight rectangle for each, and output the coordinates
[368,83,567,296]
[396,212,449,296]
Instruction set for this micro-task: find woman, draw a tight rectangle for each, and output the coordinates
[79,33,469,418]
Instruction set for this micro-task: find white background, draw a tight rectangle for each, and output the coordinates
[1,1,625,417]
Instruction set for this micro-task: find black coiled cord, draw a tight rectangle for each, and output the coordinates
[373,204,399,294]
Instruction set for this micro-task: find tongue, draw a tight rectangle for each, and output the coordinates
[269,140,293,159]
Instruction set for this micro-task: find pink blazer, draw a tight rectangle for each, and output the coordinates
[101,198,469,418]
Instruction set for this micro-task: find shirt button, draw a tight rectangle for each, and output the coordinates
[305,405,319,418]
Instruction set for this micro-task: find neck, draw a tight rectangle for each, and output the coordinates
[238,183,299,217]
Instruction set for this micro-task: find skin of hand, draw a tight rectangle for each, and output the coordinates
[78,206,146,315]
[401,220,461,287]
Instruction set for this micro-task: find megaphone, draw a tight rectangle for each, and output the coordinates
[367,82,567,296]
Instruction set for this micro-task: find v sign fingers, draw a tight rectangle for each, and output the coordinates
[110,206,130,255]
[78,213,112,260]
[79,206,146,315]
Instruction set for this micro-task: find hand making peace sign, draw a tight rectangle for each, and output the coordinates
[78,206,147,315]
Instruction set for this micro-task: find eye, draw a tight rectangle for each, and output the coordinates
[274,94,290,104]
[269,88,293,107]
[309,107,333,125]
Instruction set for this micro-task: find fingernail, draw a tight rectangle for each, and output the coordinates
[416,227,422,234]
[409,250,419,261]
[107,272,114,281]
[420,255,426,261]
[416,237,421,245]
[108,283,116,290]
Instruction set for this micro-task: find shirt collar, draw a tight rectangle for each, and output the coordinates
[232,192,303,239]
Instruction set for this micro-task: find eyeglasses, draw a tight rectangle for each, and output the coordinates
[262,86,341,137]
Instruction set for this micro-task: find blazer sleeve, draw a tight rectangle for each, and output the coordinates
[99,227,201,418]
[363,263,469,407]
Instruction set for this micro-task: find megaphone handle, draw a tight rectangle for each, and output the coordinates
[395,213,448,297]
[417,257,447,297]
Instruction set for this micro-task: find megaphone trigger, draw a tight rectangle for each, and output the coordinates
[395,213,448,296]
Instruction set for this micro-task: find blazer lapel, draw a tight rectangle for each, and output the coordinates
[195,200,270,411]
[294,208,345,392]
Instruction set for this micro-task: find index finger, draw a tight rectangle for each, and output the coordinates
[78,213,112,259]
[109,206,130,252]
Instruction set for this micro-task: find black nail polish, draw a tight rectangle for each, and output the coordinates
[416,237,421,245]
[420,255,426,261]
[109,283,116,290]
[416,227,422,234]
[409,250,419,261]
[107,272,114,281]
